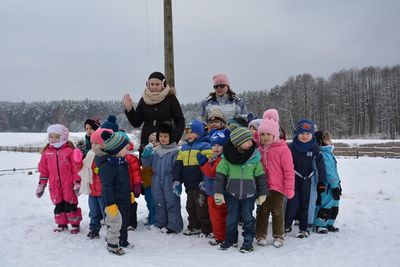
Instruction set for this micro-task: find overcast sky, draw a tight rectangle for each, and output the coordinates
[1,0,399,104]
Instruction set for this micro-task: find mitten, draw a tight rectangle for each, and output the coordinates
[134,184,141,198]
[196,152,208,166]
[198,181,206,192]
[317,182,327,194]
[72,182,80,196]
[172,181,182,196]
[256,195,267,206]
[36,183,46,198]
[332,187,341,201]
[214,193,225,205]
[105,204,119,217]
[141,143,154,158]
[130,192,136,204]
[73,148,83,163]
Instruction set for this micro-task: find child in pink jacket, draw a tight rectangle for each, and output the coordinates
[36,124,82,233]
[255,109,294,248]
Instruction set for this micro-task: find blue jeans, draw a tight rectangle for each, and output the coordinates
[88,195,105,232]
[225,194,256,246]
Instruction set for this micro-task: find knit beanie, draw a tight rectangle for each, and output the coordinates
[248,119,262,130]
[210,128,230,147]
[91,128,113,145]
[228,115,248,128]
[84,117,101,131]
[47,124,69,148]
[207,108,226,124]
[156,121,176,144]
[101,115,119,132]
[263,109,279,122]
[213,73,230,86]
[101,131,130,155]
[230,127,253,147]
[190,119,205,137]
[258,118,280,142]
[148,71,165,81]
[295,119,315,136]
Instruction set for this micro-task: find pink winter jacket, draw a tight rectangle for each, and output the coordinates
[258,139,295,199]
[38,143,81,205]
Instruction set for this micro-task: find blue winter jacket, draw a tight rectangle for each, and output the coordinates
[319,146,340,188]
[173,135,212,190]
[96,155,131,207]
[289,143,326,184]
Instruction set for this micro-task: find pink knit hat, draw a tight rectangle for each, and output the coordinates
[213,73,230,86]
[90,128,113,145]
[263,109,279,122]
[258,109,280,142]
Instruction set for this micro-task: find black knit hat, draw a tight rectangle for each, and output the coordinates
[84,117,101,131]
[148,71,165,81]
[156,121,176,144]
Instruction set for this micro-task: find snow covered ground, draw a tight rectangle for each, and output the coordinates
[0,148,399,266]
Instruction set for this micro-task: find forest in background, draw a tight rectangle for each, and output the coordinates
[1,64,399,139]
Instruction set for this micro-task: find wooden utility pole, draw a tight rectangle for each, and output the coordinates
[164,0,175,87]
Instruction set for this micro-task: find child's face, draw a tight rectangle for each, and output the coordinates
[297,132,313,143]
[158,132,170,145]
[85,124,95,137]
[207,120,223,130]
[323,137,333,146]
[239,139,253,151]
[212,144,223,156]
[148,78,163,92]
[48,133,61,144]
[186,132,199,143]
[259,132,274,145]
[116,144,129,157]
[149,135,160,147]
[249,125,257,135]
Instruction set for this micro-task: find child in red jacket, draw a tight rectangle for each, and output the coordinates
[126,142,143,230]
[36,124,82,233]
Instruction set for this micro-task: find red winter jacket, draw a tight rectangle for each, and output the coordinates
[89,161,102,197]
[38,143,81,205]
[126,153,142,192]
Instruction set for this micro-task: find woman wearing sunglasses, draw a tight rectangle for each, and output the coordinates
[200,73,248,123]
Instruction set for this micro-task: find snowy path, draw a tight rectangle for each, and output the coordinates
[0,152,399,267]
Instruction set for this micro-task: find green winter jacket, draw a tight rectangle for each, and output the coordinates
[215,149,267,199]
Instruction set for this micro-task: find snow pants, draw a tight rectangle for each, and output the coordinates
[314,188,340,227]
[186,189,211,234]
[54,201,82,227]
[285,178,311,232]
[207,196,227,242]
[143,186,155,225]
[256,190,285,238]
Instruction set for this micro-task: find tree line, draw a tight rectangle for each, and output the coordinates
[1,65,399,139]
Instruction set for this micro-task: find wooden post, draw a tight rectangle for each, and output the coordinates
[164,0,175,87]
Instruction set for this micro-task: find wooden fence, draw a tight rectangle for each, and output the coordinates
[0,146,41,153]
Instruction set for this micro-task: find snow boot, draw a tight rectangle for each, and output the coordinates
[273,237,284,248]
[296,230,310,238]
[107,246,125,256]
[256,237,267,246]
[327,225,339,232]
[239,243,254,253]
[183,228,201,236]
[87,230,100,239]
[208,238,223,246]
[314,226,328,234]
[70,225,80,234]
[54,224,68,232]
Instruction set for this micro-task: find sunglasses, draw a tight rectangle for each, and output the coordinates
[213,84,226,89]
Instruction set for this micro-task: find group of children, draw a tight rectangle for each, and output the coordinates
[35,108,342,255]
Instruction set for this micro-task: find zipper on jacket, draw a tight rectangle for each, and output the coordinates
[56,150,62,187]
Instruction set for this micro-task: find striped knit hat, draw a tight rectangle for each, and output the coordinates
[295,119,315,136]
[84,117,101,131]
[101,131,130,155]
[230,126,253,147]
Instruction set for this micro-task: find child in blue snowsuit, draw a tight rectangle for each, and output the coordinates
[284,119,326,238]
[141,122,183,234]
[313,131,341,233]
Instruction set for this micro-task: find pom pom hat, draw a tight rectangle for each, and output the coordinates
[258,109,280,141]
[101,115,119,132]
[101,131,130,155]
[90,128,113,145]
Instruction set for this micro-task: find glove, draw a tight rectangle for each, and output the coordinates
[172,181,182,196]
[214,193,225,205]
[332,187,341,201]
[130,192,136,204]
[73,182,81,196]
[317,182,327,194]
[198,181,206,192]
[134,184,141,198]
[141,143,154,158]
[196,152,208,166]
[105,204,119,217]
[73,148,83,163]
[36,183,46,198]
[256,195,267,206]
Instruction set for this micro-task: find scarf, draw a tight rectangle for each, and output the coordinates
[223,139,257,165]
[155,142,179,158]
[142,86,176,105]
[292,136,317,153]
[78,150,95,195]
